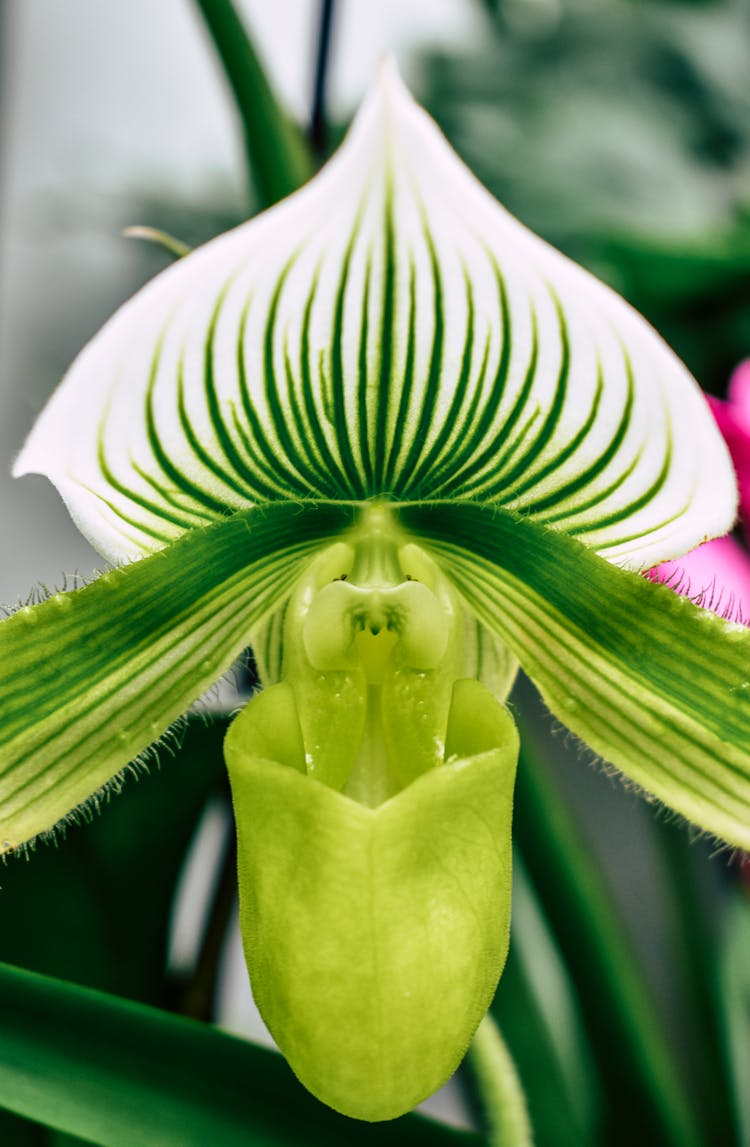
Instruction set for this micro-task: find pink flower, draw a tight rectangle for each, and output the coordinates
[652,534,750,622]
[651,361,750,624]
[708,360,750,542]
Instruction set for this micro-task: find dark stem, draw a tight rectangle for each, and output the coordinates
[174,816,238,1023]
[309,0,336,161]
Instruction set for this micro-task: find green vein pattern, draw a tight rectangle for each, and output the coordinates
[400,501,750,850]
[15,69,733,572]
[0,502,353,848]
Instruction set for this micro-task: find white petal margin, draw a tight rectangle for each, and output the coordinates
[15,60,736,569]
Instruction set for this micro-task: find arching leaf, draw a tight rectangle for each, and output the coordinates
[192,0,313,208]
[0,961,478,1146]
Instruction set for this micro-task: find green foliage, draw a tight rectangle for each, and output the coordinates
[489,857,602,1147]
[0,962,480,1146]
[721,886,750,1144]
[0,716,226,1002]
[192,0,313,207]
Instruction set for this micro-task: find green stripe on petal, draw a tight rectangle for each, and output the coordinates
[399,502,750,850]
[14,64,734,570]
[0,502,351,851]
[462,611,519,702]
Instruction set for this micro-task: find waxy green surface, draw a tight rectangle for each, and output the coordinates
[226,677,518,1120]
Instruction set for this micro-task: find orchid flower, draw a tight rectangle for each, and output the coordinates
[712,360,750,538]
[652,361,750,620]
[2,63,750,1122]
[653,535,750,622]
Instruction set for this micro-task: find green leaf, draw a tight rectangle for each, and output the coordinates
[720,887,750,1146]
[510,721,701,1147]
[15,66,734,570]
[0,716,227,1004]
[654,817,741,1144]
[225,675,519,1120]
[400,501,750,851]
[0,502,351,851]
[191,0,313,208]
[488,855,602,1147]
[0,961,481,1146]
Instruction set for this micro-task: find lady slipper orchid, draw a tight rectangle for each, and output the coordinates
[2,62,750,1121]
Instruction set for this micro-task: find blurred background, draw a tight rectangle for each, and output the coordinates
[0,2,749,1145]
[0,0,482,608]
[2,0,750,608]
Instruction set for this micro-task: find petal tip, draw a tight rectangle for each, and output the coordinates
[12,440,41,482]
[356,53,424,145]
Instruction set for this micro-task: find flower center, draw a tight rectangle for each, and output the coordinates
[278,505,464,805]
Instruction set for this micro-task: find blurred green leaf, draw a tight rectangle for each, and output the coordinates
[0,962,481,1146]
[192,0,314,208]
[488,856,602,1147]
[0,716,227,1005]
[511,712,702,1147]
[655,819,739,1145]
[720,885,750,1146]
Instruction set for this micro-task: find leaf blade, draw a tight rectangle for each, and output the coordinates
[487,854,602,1147]
[0,961,481,1146]
[720,887,750,1146]
[511,712,702,1147]
[191,0,313,208]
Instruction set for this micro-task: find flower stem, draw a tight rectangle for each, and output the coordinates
[309,0,337,160]
[172,810,237,1023]
[468,1014,533,1147]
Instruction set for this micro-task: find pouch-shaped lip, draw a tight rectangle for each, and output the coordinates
[228,742,517,1121]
